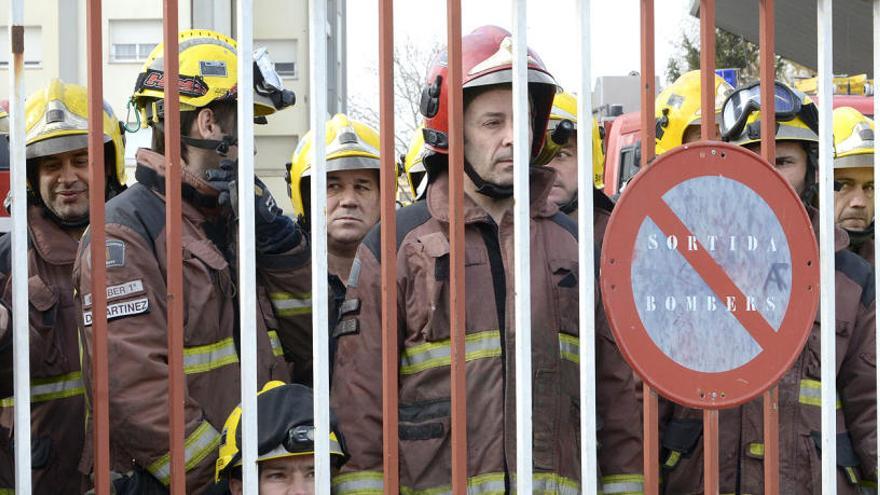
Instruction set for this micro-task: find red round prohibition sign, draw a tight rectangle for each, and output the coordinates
[601,142,819,409]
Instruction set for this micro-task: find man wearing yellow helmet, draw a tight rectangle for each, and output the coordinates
[654,69,734,154]
[72,30,313,493]
[832,107,875,264]
[287,114,382,283]
[658,80,877,494]
[542,91,614,233]
[215,382,348,495]
[0,79,126,493]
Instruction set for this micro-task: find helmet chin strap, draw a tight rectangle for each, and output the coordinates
[41,203,89,229]
[181,134,238,157]
[558,194,578,214]
[845,221,874,249]
[463,160,513,199]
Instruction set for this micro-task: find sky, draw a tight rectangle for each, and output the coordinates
[346,0,697,109]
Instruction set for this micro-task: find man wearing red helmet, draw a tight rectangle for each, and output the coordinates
[331,26,643,494]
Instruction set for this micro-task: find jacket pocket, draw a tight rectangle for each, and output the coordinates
[658,418,704,495]
[398,399,451,486]
[181,239,231,347]
[549,258,579,336]
[28,276,63,370]
[810,430,865,491]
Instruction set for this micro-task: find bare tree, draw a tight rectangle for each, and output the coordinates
[348,37,442,159]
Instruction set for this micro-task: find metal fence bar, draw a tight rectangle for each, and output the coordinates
[576,1,599,494]
[639,1,660,493]
[235,1,260,492]
[511,1,533,492]
[160,1,186,491]
[445,1,468,493]
[757,2,781,488]
[815,1,838,493]
[308,0,332,493]
[8,0,30,492]
[373,0,400,492]
[874,0,880,488]
[85,0,110,492]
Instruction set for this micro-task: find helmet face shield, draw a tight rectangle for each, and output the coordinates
[720,81,805,141]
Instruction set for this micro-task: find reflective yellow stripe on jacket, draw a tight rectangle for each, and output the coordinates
[0,370,84,407]
[146,420,221,485]
[268,330,284,357]
[559,333,579,364]
[799,379,842,408]
[400,330,502,375]
[183,337,238,374]
[269,291,312,317]
[601,473,645,494]
[334,471,581,495]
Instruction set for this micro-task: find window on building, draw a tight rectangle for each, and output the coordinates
[256,39,298,78]
[109,19,161,63]
[0,26,43,68]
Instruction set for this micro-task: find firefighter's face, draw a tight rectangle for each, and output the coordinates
[463,86,532,189]
[229,455,316,495]
[834,166,874,231]
[746,141,809,195]
[326,169,381,250]
[546,137,578,207]
[36,148,90,222]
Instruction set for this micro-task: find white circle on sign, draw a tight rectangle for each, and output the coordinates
[631,176,792,373]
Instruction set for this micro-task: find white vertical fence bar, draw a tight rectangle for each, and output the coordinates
[816,0,837,493]
[511,1,533,492]
[235,1,259,492]
[8,0,31,491]
[874,0,880,483]
[576,1,599,494]
[309,0,331,492]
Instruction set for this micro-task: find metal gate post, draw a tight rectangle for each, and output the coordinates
[445,0,468,493]
[639,1,660,493]
[874,0,880,487]
[375,0,400,491]
[576,1,599,494]
[758,2,780,490]
[85,0,111,492]
[235,0,260,492]
[816,1,838,493]
[8,0,31,492]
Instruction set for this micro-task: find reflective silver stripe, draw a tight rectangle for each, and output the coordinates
[799,379,842,409]
[400,330,501,375]
[146,421,221,485]
[601,474,645,495]
[332,471,384,494]
[183,337,239,374]
[533,475,580,495]
[270,291,313,316]
[559,333,580,364]
[0,371,84,407]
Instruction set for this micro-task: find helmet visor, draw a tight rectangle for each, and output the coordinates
[720,81,802,141]
[253,47,295,112]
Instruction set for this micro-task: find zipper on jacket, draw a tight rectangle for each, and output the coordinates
[476,220,510,492]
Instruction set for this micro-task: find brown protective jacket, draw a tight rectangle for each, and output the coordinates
[331,168,644,494]
[0,206,86,493]
[659,211,877,494]
[72,149,313,493]
[854,237,874,266]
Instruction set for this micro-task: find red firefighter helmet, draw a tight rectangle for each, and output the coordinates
[419,25,557,167]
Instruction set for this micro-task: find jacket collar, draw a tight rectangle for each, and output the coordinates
[135,148,222,221]
[28,205,79,265]
[426,166,559,224]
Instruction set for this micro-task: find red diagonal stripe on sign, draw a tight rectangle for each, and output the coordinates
[649,201,778,351]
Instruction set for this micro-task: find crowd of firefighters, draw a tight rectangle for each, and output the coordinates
[0,22,874,495]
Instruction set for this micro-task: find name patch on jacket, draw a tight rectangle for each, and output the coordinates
[83,297,150,326]
[83,279,144,307]
[105,240,125,268]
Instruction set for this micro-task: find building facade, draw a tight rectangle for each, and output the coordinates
[0,0,347,213]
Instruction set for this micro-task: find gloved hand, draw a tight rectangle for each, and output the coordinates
[205,159,301,254]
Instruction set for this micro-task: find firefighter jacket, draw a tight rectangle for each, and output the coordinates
[330,168,644,495]
[659,209,877,495]
[72,149,313,493]
[0,206,87,493]
[853,237,874,266]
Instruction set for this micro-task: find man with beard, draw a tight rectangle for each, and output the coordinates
[0,79,127,493]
